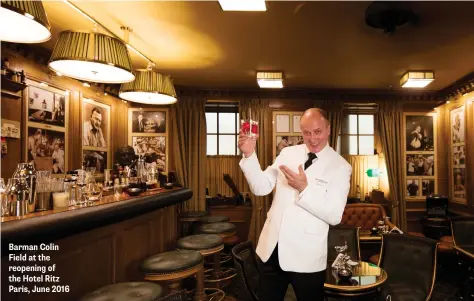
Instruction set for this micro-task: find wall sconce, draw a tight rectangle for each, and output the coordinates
[257,71,283,88]
[400,71,434,88]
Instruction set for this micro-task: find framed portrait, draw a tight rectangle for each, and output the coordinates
[406,154,435,176]
[406,179,420,197]
[275,114,290,133]
[450,106,465,144]
[405,115,434,152]
[276,136,304,156]
[453,145,466,168]
[26,85,66,128]
[83,150,108,174]
[130,110,166,133]
[131,136,167,172]
[422,179,435,196]
[82,98,110,150]
[26,126,66,174]
[453,168,466,199]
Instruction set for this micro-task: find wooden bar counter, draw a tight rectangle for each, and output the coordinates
[1,188,192,301]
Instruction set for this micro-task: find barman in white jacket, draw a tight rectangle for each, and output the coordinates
[238,108,352,300]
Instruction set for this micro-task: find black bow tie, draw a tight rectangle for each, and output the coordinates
[305,152,317,170]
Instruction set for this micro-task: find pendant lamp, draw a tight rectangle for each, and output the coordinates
[0,0,51,43]
[48,31,135,84]
[119,70,177,105]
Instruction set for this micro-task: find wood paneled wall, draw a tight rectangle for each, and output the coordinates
[1,48,130,179]
[1,204,179,301]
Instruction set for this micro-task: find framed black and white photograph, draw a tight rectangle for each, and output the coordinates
[27,85,66,127]
[83,150,108,174]
[422,179,435,196]
[130,110,166,133]
[131,136,167,172]
[406,179,420,197]
[276,135,304,156]
[453,168,466,199]
[82,98,110,150]
[26,126,66,174]
[450,106,465,144]
[453,145,466,167]
[406,154,435,176]
[405,115,434,151]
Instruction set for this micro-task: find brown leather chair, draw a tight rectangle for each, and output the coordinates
[341,204,395,230]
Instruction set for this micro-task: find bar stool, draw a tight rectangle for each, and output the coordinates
[177,234,226,300]
[197,215,230,224]
[179,211,208,237]
[79,282,163,301]
[140,250,206,301]
[197,222,239,267]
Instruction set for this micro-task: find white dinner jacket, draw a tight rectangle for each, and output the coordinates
[239,143,351,273]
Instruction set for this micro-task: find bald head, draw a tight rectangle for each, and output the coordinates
[301,108,329,125]
[300,107,330,153]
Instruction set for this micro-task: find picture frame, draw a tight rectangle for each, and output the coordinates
[26,84,66,128]
[449,105,466,204]
[128,108,169,173]
[272,111,304,160]
[130,110,166,134]
[405,115,434,152]
[402,112,437,201]
[25,126,66,174]
[275,114,290,133]
[82,97,111,176]
[24,78,69,174]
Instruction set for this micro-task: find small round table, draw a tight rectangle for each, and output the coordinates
[324,261,388,300]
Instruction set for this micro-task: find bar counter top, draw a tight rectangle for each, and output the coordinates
[1,187,192,248]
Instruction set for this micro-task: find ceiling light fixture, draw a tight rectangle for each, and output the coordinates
[48,31,135,84]
[0,0,51,43]
[257,71,284,89]
[119,70,177,105]
[400,71,434,88]
[218,0,266,11]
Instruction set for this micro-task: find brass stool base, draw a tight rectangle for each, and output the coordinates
[205,288,225,301]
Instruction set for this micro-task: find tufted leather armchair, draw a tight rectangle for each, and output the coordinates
[327,225,361,262]
[232,241,259,301]
[341,204,395,230]
[378,234,438,301]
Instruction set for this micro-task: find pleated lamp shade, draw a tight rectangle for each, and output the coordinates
[0,0,51,43]
[119,70,177,105]
[48,31,135,84]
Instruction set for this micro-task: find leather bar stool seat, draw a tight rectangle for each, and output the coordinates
[197,222,236,237]
[179,211,209,238]
[79,282,163,301]
[141,250,202,275]
[198,215,230,223]
[177,234,224,254]
[140,250,206,301]
[177,234,229,298]
[180,211,208,220]
[222,235,240,246]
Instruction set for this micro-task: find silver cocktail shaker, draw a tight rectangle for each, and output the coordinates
[13,163,37,213]
[7,177,30,216]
